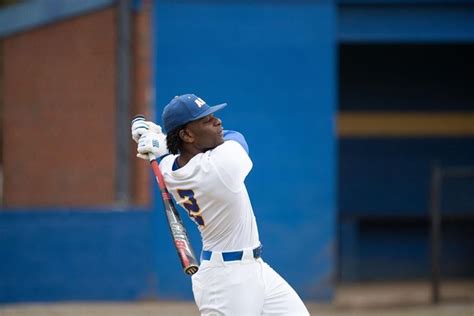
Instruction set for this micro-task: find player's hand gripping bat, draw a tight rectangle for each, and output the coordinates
[132,115,199,275]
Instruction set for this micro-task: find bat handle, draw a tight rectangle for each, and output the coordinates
[147,153,157,162]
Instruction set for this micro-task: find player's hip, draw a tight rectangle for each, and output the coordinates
[200,244,262,264]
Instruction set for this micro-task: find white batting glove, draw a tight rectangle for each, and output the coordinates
[136,131,169,160]
[131,120,163,143]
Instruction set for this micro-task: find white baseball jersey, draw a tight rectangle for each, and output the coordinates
[159,134,308,315]
[159,139,260,252]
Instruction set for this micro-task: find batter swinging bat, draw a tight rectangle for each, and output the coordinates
[132,115,199,276]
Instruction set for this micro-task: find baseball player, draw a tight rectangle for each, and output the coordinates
[132,94,309,315]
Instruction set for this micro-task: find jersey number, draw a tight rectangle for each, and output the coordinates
[177,189,204,226]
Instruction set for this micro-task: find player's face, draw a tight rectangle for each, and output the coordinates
[186,114,224,151]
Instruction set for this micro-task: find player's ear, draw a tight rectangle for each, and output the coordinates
[179,127,194,144]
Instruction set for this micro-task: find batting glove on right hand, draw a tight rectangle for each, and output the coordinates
[131,120,163,143]
[136,131,169,160]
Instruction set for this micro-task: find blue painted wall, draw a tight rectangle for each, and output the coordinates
[0,210,158,303]
[153,0,337,301]
[338,3,474,43]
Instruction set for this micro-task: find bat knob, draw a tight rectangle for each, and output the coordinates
[132,114,146,123]
[185,265,199,275]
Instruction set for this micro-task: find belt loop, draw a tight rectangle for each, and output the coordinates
[242,248,254,261]
[210,251,225,265]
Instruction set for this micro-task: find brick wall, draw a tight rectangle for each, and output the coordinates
[2,6,151,207]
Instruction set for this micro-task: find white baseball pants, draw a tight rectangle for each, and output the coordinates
[191,248,309,316]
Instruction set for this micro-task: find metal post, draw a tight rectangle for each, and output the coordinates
[430,163,442,304]
[116,0,132,205]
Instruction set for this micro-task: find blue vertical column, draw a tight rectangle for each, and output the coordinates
[153,0,336,300]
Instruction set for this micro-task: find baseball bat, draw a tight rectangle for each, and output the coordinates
[132,115,199,276]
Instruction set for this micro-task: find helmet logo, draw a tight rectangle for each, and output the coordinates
[194,98,205,108]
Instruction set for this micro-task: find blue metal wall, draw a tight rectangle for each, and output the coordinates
[153,0,337,301]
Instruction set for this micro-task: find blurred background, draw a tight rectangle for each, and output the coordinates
[0,0,473,315]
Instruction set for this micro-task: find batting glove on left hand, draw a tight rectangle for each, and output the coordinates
[136,131,169,160]
[131,120,163,143]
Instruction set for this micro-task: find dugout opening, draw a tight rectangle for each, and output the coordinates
[337,43,474,298]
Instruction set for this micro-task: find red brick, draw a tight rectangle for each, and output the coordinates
[3,9,117,207]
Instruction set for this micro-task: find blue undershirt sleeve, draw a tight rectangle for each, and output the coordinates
[223,130,249,154]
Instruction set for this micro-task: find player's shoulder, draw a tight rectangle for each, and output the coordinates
[202,140,252,192]
[207,140,251,170]
[211,140,248,158]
